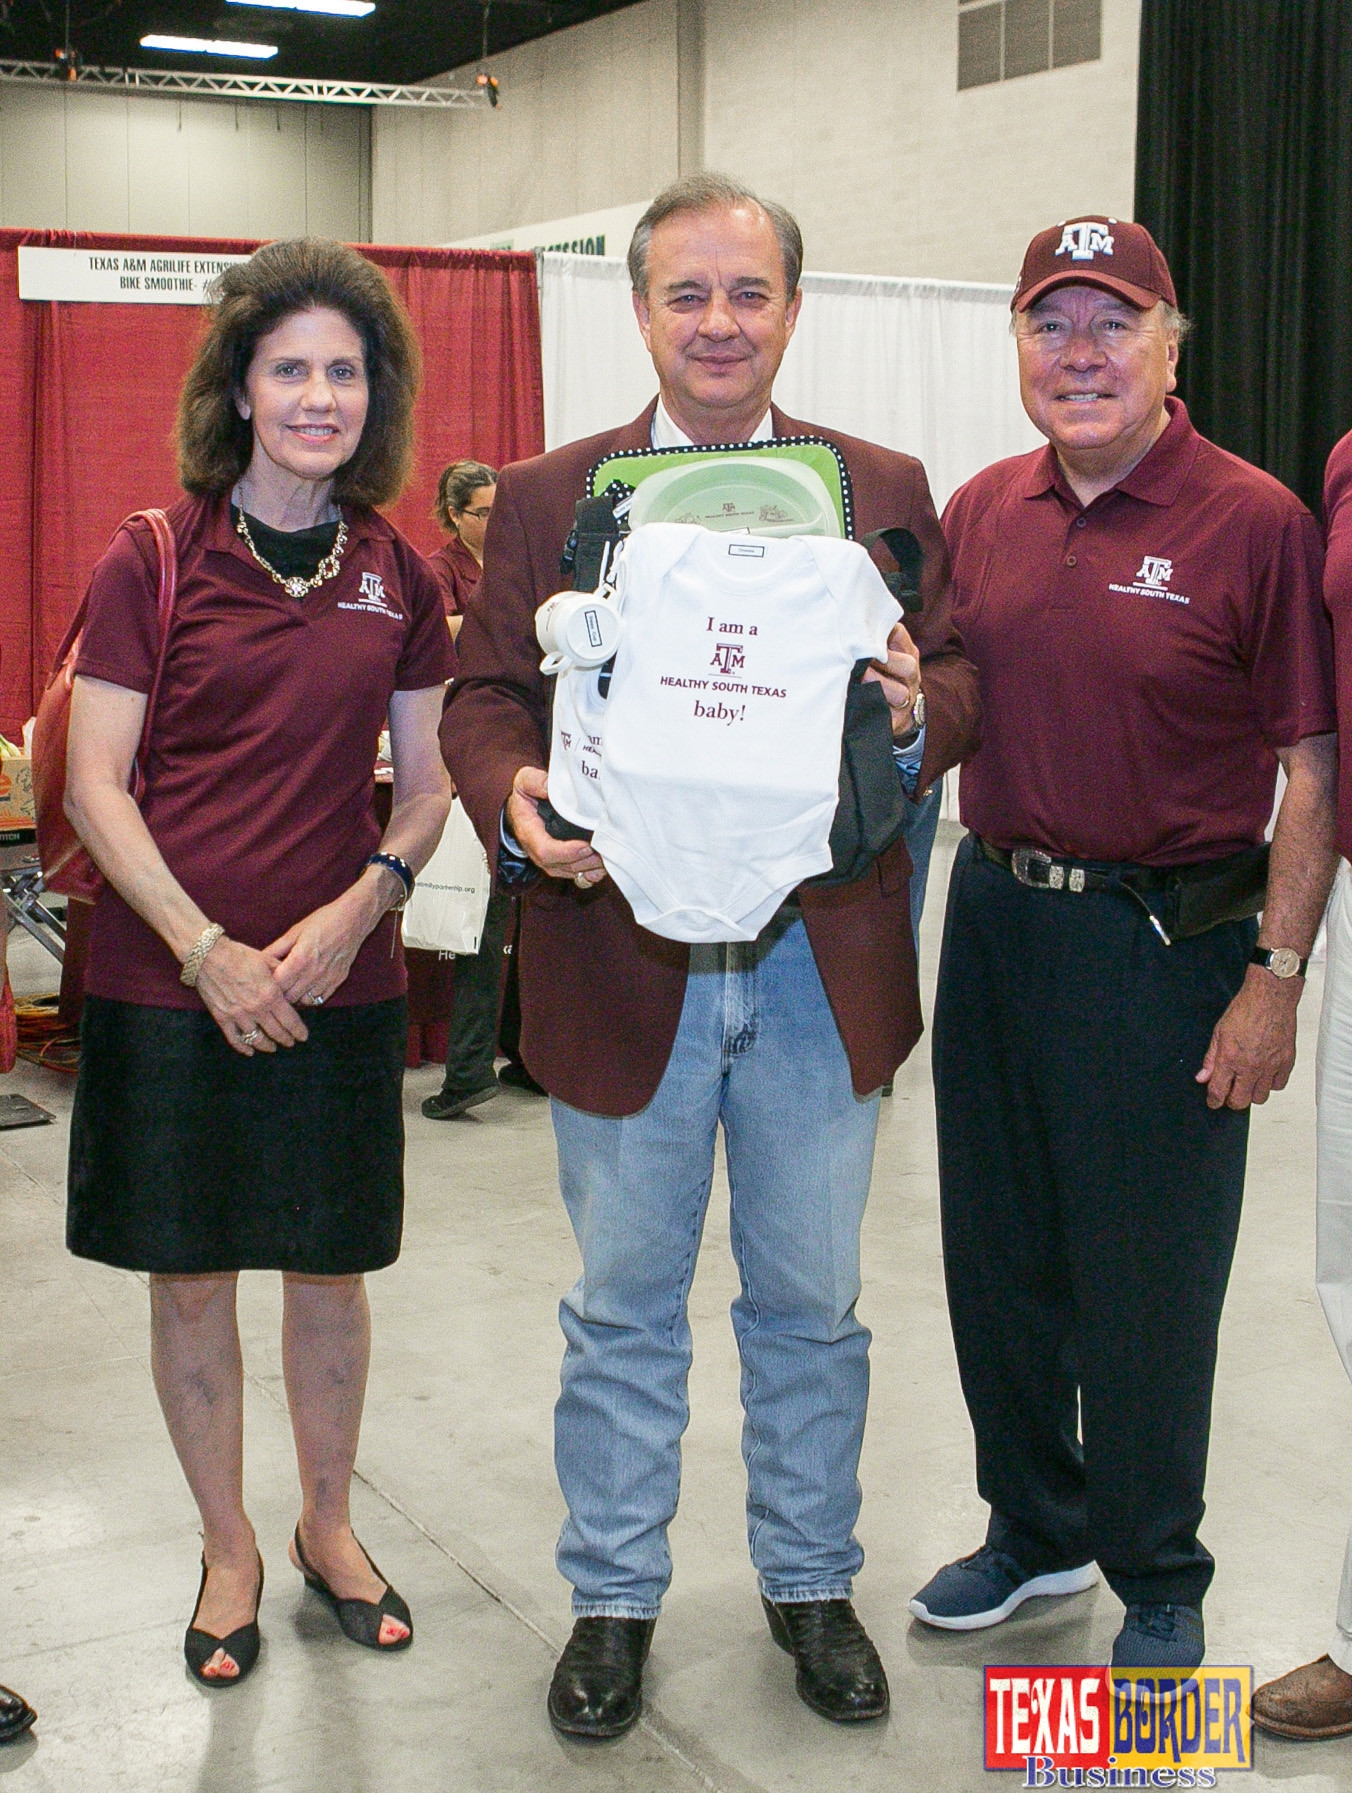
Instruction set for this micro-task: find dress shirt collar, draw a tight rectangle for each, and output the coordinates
[651,398,775,449]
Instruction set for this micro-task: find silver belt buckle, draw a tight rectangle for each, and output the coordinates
[1011,847,1065,890]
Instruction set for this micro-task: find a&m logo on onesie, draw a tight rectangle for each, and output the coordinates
[984,1666,1253,1786]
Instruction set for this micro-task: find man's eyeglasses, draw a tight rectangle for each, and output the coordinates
[456,505,494,520]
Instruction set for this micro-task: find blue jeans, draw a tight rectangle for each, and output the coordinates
[551,913,881,1618]
[902,777,944,945]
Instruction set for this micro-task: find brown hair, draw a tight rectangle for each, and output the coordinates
[434,459,498,533]
[628,172,804,299]
[177,237,421,508]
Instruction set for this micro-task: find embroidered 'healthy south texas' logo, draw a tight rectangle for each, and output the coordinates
[339,570,401,620]
[1108,554,1189,606]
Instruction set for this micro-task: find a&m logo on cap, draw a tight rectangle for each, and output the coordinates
[1056,220,1116,262]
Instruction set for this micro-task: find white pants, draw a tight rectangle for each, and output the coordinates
[1317,861,1352,1673]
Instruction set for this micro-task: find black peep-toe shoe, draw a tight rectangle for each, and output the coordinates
[292,1525,413,1652]
[184,1552,264,1687]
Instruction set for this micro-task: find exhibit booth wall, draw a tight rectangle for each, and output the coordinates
[0,229,545,741]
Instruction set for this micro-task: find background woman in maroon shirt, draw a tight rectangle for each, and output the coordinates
[429,458,496,635]
[405,460,499,1068]
[419,460,546,1113]
[63,240,451,1688]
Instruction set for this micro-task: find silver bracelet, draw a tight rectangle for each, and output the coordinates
[179,923,225,988]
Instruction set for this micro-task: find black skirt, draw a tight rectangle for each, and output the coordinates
[68,995,407,1275]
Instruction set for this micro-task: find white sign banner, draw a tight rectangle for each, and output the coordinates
[17,246,252,305]
[450,201,647,259]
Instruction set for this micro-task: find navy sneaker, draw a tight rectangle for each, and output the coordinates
[1111,1603,1204,1669]
[909,1544,1098,1631]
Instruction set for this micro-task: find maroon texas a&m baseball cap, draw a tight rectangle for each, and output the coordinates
[1012,216,1177,313]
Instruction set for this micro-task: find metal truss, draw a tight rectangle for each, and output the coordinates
[0,57,490,108]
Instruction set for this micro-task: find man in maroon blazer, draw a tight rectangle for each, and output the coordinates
[443,173,980,1738]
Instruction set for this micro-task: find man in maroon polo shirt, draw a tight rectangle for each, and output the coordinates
[907,217,1339,1669]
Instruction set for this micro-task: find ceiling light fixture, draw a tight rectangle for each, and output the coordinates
[140,34,278,59]
[225,1,376,16]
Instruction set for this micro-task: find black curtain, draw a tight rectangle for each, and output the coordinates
[1135,0,1352,517]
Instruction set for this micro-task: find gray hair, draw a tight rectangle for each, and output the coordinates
[628,173,804,299]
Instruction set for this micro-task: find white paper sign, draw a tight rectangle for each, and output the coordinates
[450,201,647,258]
[17,246,252,305]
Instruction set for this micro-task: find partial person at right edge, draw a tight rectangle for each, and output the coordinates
[1253,428,1352,1743]
[911,217,1339,1672]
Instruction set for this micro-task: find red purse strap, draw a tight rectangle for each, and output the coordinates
[47,507,179,688]
[133,507,179,775]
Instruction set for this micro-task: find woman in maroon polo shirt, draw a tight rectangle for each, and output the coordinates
[62,239,452,1687]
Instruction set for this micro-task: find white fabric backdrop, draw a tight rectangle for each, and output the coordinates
[537,253,1042,510]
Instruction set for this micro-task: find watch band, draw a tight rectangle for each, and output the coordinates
[895,688,926,749]
[1251,946,1308,980]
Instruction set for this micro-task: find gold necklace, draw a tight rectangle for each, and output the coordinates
[234,505,349,599]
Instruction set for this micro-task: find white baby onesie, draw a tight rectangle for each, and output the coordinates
[589,522,901,943]
[547,660,609,831]
[545,551,630,831]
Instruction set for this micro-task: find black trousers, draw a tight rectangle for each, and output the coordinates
[932,835,1257,1609]
[440,885,512,1095]
[497,893,527,1071]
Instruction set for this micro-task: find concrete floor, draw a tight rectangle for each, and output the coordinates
[2,824,1351,1792]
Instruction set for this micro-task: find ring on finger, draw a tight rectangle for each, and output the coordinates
[304,990,325,1006]
[240,1027,261,1046]
[574,872,589,889]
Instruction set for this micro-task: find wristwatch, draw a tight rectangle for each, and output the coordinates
[1251,946,1308,980]
[895,688,926,748]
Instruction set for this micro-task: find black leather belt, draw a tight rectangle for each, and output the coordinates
[977,837,1170,892]
[973,834,1269,945]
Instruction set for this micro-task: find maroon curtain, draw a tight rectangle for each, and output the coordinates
[0,228,545,740]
